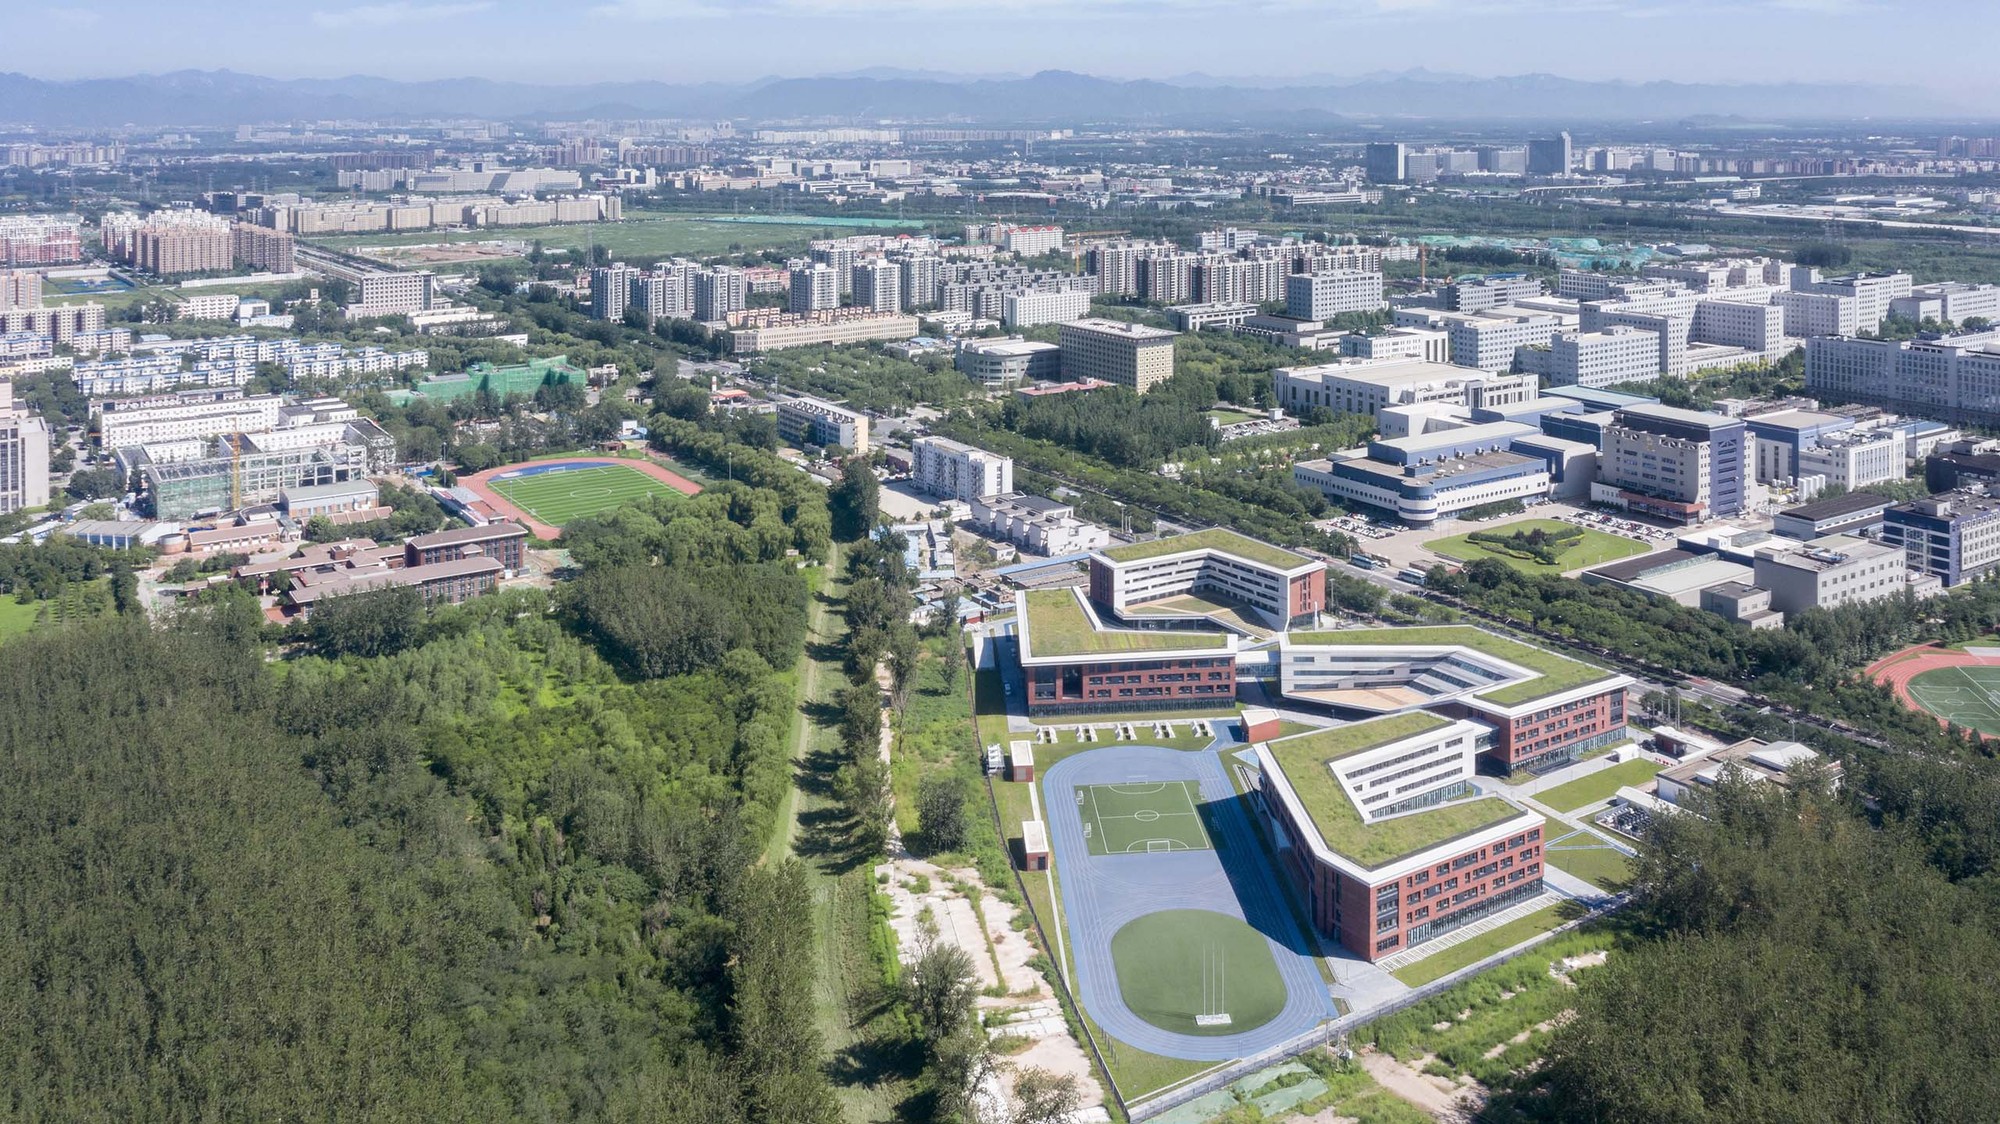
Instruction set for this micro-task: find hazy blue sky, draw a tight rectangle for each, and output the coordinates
[14,0,1993,102]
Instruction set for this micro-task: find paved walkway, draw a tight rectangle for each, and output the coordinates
[1041,746,1335,1061]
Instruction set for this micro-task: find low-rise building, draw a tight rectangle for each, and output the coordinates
[1752,533,1909,614]
[1293,423,1552,526]
[775,395,870,453]
[1274,357,1536,421]
[1654,738,1843,807]
[1772,492,1893,540]
[954,337,1062,389]
[970,493,1111,556]
[911,436,1012,502]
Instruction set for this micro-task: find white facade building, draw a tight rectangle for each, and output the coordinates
[912,436,1014,502]
[1285,270,1386,322]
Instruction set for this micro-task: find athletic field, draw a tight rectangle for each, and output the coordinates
[1907,660,2000,736]
[1077,781,1213,856]
[490,463,684,527]
[1109,909,1286,1036]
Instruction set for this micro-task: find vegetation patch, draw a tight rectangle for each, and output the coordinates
[1428,519,1649,574]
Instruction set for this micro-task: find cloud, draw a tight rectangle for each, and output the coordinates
[311,1,493,29]
[39,5,103,25]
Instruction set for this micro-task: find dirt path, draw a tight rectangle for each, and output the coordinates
[1359,1050,1480,1123]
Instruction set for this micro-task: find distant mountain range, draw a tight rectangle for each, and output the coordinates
[0,68,1963,128]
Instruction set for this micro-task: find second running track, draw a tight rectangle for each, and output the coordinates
[1041,745,1334,1061]
[458,456,702,538]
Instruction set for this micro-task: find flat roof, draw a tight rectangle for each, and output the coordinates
[1286,625,1618,708]
[1060,317,1178,341]
[1019,588,1229,659]
[1263,721,1519,868]
[1267,711,1451,765]
[1097,528,1313,571]
[406,521,527,549]
[1589,549,1701,583]
[1777,491,1893,521]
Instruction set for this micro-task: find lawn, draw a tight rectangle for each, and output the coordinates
[1109,909,1287,1035]
[1390,902,1578,987]
[0,581,111,643]
[1079,782,1213,856]
[315,213,924,261]
[490,463,685,527]
[1427,518,1649,575]
[1019,588,1229,658]
[1535,758,1661,813]
[1543,830,1636,892]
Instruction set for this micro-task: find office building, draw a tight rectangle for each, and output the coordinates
[1796,429,1905,492]
[970,493,1110,555]
[0,382,50,514]
[1527,132,1573,176]
[1002,288,1091,328]
[1891,282,2000,326]
[1444,309,1565,371]
[1882,490,2000,586]
[1058,318,1178,394]
[1088,527,1326,631]
[348,271,435,319]
[1443,275,1544,313]
[1596,404,1748,523]
[1275,357,1535,420]
[1293,423,1553,526]
[1804,330,2000,425]
[1285,270,1386,322]
[789,263,839,313]
[1167,302,1259,333]
[1340,327,1450,364]
[955,337,1061,389]
[1772,492,1893,541]
[405,522,528,572]
[97,391,285,450]
[852,259,902,313]
[1788,269,1912,334]
[1752,534,1908,614]
[774,394,869,453]
[1521,326,1663,388]
[912,436,1013,502]
[1364,142,1408,183]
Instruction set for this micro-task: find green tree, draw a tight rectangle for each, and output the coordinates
[728,861,840,1124]
[917,773,969,853]
[828,461,879,543]
[306,585,425,659]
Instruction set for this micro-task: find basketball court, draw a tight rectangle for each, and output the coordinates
[1077,781,1213,856]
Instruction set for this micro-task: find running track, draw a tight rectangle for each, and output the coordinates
[1866,643,2000,724]
[1041,745,1334,1061]
[458,456,702,539]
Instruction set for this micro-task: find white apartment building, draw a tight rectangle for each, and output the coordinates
[912,436,1013,502]
[1891,283,2000,326]
[1000,226,1064,256]
[898,256,943,311]
[1058,318,1178,394]
[169,293,243,322]
[1285,270,1386,322]
[1002,289,1092,329]
[1444,310,1564,371]
[954,338,1062,389]
[1752,534,1908,615]
[98,392,285,450]
[1274,357,1536,420]
[774,395,869,453]
[1803,330,2000,424]
[1789,269,1912,333]
[1776,289,1859,338]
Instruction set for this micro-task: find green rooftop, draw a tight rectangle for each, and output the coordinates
[1264,718,1521,868]
[1286,625,1615,708]
[1099,528,1313,571]
[1021,589,1229,659]
[403,355,584,404]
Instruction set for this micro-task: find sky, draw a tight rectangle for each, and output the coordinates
[13,0,1994,104]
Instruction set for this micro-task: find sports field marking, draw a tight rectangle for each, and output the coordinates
[489,464,683,527]
[1079,780,1213,856]
[1905,660,2000,735]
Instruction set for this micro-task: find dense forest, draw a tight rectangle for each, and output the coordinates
[0,457,838,1120]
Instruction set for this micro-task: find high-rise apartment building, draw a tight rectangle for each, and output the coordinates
[590,263,639,321]
[789,264,840,314]
[912,436,1014,502]
[852,259,902,313]
[0,269,41,311]
[231,223,296,272]
[898,255,942,311]
[1364,142,1408,183]
[101,210,233,277]
[0,381,50,515]
[693,266,746,321]
[1527,132,1574,176]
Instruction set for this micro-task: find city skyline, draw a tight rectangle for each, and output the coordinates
[13,0,1999,105]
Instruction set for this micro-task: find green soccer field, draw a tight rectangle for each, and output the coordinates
[490,464,683,527]
[1907,664,2000,736]
[1110,909,1286,1035]
[1076,781,1213,856]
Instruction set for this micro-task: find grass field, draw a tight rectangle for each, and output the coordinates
[1535,758,1662,813]
[1427,518,1650,574]
[489,463,684,527]
[1390,902,1579,987]
[1543,829,1636,892]
[315,213,925,262]
[1109,909,1286,1035]
[1077,781,1213,856]
[1907,663,2000,736]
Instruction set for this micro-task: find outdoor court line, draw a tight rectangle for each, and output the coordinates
[1089,781,1210,853]
[1956,665,2000,722]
